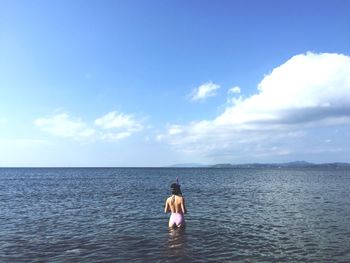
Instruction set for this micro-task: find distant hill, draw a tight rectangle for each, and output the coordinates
[211,161,350,168]
[170,161,350,168]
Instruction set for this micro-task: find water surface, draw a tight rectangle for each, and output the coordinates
[1,168,350,262]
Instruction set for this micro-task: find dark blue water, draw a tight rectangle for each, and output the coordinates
[1,168,350,262]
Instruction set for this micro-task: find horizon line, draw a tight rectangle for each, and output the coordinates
[1,161,350,169]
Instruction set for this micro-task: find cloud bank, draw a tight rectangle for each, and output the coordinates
[161,52,350,161]
[35,111,144,141]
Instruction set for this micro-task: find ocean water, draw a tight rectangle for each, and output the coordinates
[1,167,350,262]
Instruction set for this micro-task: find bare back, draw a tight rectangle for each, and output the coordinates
[165,195,186,214]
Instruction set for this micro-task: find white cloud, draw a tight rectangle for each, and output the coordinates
[94,111,143,141]
[35,111,144,142]
[161,52,350,161]
[189,82,220,101]
[168,125,184,135]
[35,113,95,139]
[101,132,132,141]
[226,86,243,105]
[94,111,143,132]
[216,52,350,127]
[228,86,241,94]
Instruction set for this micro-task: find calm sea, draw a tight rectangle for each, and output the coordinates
[1,167,350,262]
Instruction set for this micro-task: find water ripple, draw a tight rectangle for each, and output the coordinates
[1,168,350,262]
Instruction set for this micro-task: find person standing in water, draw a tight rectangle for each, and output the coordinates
[164,182,187,228]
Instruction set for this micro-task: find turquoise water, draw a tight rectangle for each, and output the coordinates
[1,167,350,262]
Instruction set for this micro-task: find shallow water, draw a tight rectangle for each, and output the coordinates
[1,167,350,262]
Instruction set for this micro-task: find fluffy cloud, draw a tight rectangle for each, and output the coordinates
[35,111,143,141]
[94,111,143,141]
[216,52,350,127]
[189,82,220,101]
[94,111,143,132]
[35,113,95,139]
[161,52,350,161]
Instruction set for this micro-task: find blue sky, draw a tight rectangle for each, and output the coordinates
[1,0,350,166]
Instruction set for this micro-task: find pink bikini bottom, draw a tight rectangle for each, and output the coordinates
[169,213,185,227]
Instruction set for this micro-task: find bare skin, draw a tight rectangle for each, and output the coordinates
[164,195,187,228]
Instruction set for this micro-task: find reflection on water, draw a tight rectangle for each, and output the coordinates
[168,227,186,249]
[1,167,350,262]
[166,227,193,263]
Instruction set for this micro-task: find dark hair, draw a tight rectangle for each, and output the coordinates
[171,183,182,196]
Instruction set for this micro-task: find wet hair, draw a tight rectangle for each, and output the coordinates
[171,183,182,196]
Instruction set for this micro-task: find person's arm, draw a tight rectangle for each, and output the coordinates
[164,199,169,213]
[181,197,187,214]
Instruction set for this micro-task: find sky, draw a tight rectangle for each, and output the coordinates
[1,0,350,167]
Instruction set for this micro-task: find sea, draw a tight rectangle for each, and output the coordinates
[1,167,350,262]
